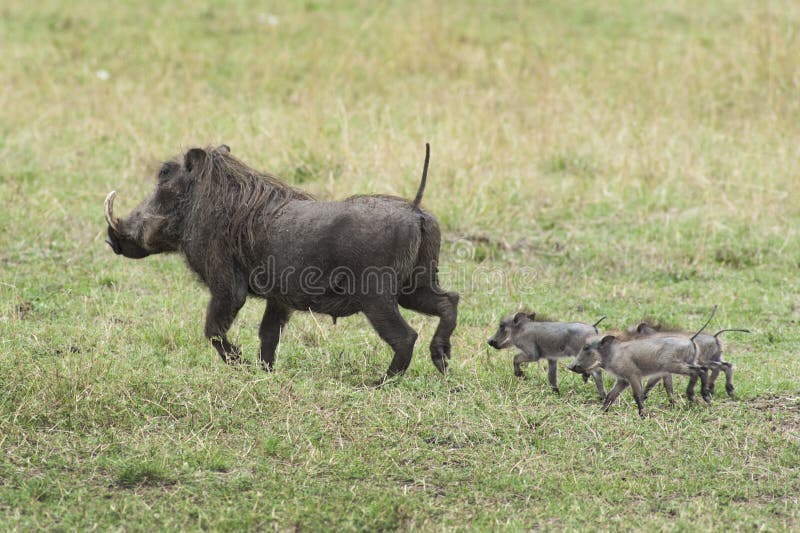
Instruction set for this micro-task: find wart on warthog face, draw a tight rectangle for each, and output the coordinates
[105,147,217,258]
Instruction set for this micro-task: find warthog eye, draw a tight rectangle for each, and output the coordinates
[158,163,177,180]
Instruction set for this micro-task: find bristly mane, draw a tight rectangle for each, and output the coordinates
[346,193,413,204]
[191,146,314,253]
[636,319,682,333]
[517,310,553,322]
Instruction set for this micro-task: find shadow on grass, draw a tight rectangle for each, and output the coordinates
[115,461,175,489]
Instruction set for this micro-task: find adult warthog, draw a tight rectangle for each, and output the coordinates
[104,144,459,383]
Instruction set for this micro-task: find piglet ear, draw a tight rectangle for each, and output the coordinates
[513,312,528,325]
[184,148,207,172]
[600,335,617,346]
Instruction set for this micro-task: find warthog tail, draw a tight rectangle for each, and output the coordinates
[412,143,430,209]
[713,328,751,338]
[690,305,718,341]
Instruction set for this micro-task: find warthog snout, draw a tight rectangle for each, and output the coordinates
[105,231,122,255]
[487,338,499,349]
[103,190,153,259]
[567,362,584,374]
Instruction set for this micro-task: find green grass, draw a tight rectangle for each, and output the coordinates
[1,0,800,530]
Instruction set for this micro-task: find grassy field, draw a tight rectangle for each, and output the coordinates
[1,0,800,530]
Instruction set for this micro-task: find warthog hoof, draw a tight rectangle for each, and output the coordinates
[224,352,243,365]
[430,340,451,360]
[432,356,448,375]
[726,384,735,399]
[372,375,391,388]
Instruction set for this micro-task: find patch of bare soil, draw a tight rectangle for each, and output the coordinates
[749,394,800,439]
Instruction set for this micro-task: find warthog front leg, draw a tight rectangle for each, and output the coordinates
[602,379,629,412]
[629,378,647,418]
[205,286,247,364]
[547,359,560,394]
[512,351,537,378]
[643,376,674,405]
[590,370,606,402]
[643,377,660,400]
[258,300,291,371]
[662,375,675,405]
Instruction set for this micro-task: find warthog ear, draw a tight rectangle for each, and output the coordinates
[184,148,208,172]
[217,144,231,153]
[636,323,649,334]
[513,312,528,325]
[527,313,536,321]
[600,335,616,346]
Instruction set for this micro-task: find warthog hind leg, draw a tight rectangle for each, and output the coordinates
[398,288,458,374]
[363,297,418,383]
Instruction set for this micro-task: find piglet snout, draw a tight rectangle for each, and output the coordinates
[567,362,584,374]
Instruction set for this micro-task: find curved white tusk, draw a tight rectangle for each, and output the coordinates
[104,191,120,231]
